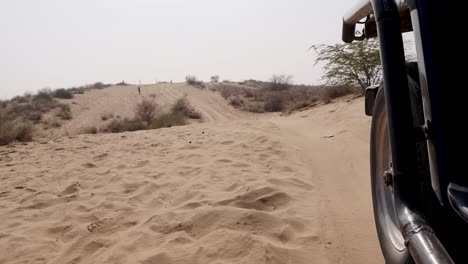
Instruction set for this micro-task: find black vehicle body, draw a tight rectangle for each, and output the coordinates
[343,0,466,263]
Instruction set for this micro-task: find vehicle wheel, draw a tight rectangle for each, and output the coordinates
[370,84,412,263]
[370,66,424,264]
[371,64,468,263]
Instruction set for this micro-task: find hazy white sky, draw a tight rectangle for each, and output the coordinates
[1,0,352,99]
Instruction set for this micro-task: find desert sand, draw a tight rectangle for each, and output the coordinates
[0,84,382,263]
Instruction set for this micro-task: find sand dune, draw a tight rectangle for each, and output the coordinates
[0,86,382,263]
[57,84,252,135]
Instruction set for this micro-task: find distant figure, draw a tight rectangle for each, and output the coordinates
[137,86,141,95]
[170,80,173,84]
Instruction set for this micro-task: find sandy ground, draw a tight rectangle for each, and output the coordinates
[0,85,382,263]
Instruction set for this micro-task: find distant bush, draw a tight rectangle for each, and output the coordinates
[116,81,128,86]
[171,97,202,119]
[92,82,111,89]
[56,104,72,120]
[263,93,285,112]
[212,82,359,114]
[135,99,158,124]
[53,89,74,99]
[150,112,187,129]
[269,74,293,91]
[229,96,244,107]
[0,108,33,145]
[103,118,145,133]
[320,85,357,102]
[210,75,220,83]
[185,75,205,88]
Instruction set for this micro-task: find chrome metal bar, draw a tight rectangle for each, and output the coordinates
[342,0,408,42]
[343,0,372,26]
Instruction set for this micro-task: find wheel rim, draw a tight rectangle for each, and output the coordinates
[373,98,407,253]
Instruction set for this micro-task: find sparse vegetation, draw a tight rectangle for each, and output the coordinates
[150,112,187,129]
[56,104,72,120]
[212,78,359,114]
[103,118,147,133]
[135,99,158,124]
[210,75,220,83]
[0,108,34,145]
[171,97,202,119]
[185,75,205,88]
[269,74,293,91]
[53,88,74,99]
[102,97,198,133]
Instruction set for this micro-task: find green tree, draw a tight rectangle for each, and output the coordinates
[311,40,381,92]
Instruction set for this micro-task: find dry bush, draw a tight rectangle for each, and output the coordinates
[150,112,187,129]
[263,93,285,112]
[269,74,293,91]
[229,96,245,107]
[171,97,202,119]
[53,89,74,99]
[214,84,250,99]
[0,108,33,145]
[185,75,205,88]
[135,99,158,124]
[319,85,358,102]
[56,104,72,120]
[214,81,359,114]
[103,118,147,133]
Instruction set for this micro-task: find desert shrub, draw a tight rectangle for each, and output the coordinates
[210,75,220,83]
[104,118,147,133]
[10,103,42,123]
[53,89,74,99]
[32,91,54,111]
[150,112,186,129]
[320,86,357,101]
[116,81,128,86]
[263,93,285,112]
[171,97,202,119]
[0,109,15,145]
[185,75,205,88]
[12,94,31,103]
[229,96,244,107]
[135,99,158,124]
[70,87,86,94]
[14,122,33,141]
[57,104,72,120]
[214,84,249,99]
[269,75,293,91]
[92,82,110,89]
[0,108,33,145]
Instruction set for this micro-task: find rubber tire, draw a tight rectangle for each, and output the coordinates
[372,63,468,263]
[370,66,425,264]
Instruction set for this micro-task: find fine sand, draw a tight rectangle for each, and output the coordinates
[0,84,382,263]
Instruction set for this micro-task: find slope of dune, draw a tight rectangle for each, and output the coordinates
[57,83,252,135]
[0,87,382,263]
